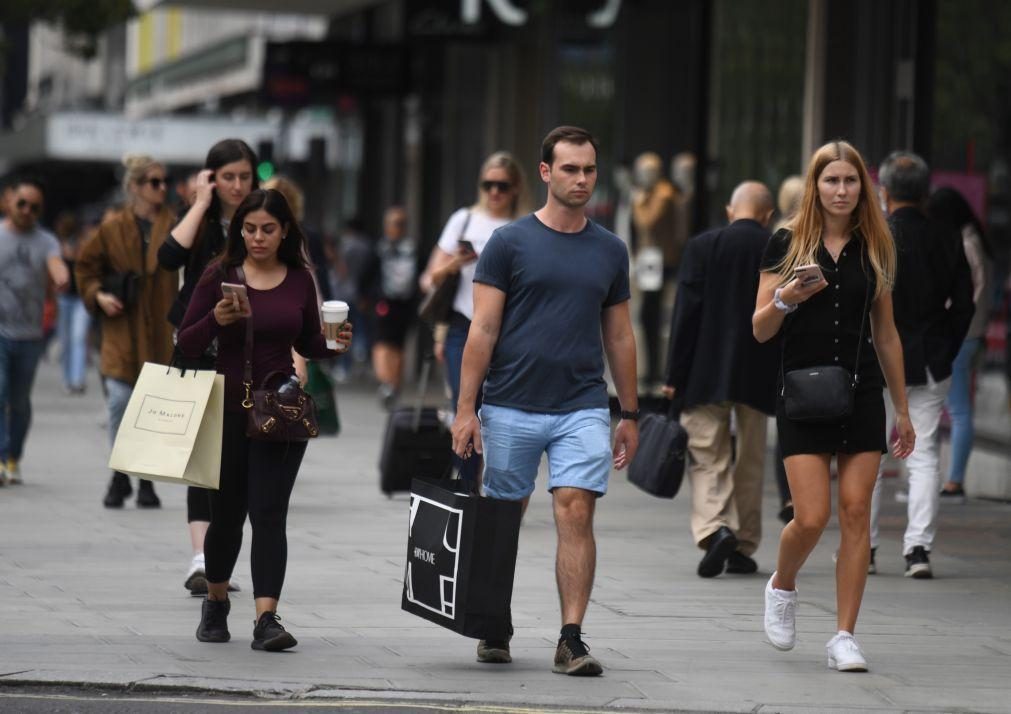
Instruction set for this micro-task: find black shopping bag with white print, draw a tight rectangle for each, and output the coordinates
[401,478,522,640]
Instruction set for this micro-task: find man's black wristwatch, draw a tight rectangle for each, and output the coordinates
[619,409,640,422]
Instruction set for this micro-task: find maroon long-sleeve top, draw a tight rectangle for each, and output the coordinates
[178,265,333,412]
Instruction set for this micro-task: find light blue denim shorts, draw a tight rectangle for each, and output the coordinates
[479,404,612,500]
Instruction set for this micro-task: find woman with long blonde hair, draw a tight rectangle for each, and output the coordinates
[418,151,529,491]
[752,141,915,672]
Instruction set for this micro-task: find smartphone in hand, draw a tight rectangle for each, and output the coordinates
[794,264,825,287]
[221,282,250,312]
[457,239,476,255]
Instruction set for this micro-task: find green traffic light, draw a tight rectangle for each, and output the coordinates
[257,161,275,181]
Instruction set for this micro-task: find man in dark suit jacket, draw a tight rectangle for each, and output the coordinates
[870,152,974,579]
[662,182,778,578]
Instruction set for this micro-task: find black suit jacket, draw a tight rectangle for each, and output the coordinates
[889,207,974,384]
[664,219,779,414]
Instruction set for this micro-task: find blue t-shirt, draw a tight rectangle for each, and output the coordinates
[473,213,630,413]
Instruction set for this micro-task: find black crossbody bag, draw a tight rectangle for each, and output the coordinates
[781,261,871,424]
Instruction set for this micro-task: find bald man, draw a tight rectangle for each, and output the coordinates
[662,181,779,578]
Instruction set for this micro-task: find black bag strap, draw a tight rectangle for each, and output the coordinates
[778,246,872,390]
[458,210,473,242]
[236,266,255,408]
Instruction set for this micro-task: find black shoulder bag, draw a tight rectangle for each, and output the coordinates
[418,211,472,326]
[781,261,871,423]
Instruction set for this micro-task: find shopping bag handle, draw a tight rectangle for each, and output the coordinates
[167,347,208,378]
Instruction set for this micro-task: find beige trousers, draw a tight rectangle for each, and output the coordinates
[680,402,767,556]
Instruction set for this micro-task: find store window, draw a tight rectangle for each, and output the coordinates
[706,0,807,226]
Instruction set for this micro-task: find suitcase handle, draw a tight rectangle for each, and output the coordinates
[411,357,436,432]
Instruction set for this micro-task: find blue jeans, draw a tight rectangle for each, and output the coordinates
[444,317,483,484]
[57,295,91,390]
[0,336,45,463]
[945,338,979,484]
[104,377,133,450]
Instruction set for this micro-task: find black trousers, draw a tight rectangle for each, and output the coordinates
[204,411,307,599]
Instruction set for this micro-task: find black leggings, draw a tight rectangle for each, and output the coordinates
[204,411,307,599]
[187,486,211,522]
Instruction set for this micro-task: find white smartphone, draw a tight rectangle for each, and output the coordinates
[220,282,250,309]
[794,264,824,286]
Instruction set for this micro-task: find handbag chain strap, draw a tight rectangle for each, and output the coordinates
[236,266,255,409]
[779,247,873,391]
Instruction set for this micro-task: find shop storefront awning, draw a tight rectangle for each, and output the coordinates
[135,0,380,14]
[0,111,280,167]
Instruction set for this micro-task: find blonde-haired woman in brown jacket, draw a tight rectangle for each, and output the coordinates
[77,154,178,508]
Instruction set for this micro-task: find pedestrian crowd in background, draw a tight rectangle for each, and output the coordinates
[0,122,1009,676]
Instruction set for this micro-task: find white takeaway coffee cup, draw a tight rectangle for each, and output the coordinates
[321,300,350,349]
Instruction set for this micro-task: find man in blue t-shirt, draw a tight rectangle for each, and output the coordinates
[452,126,639,677]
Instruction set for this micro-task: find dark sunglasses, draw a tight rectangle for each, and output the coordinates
[15,198,42,215]
[480,180,512,193]
[142,177,168,189]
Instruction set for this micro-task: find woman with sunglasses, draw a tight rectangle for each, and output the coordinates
[77,154,178,509]
[420,152,529,486]
[158,139,258,596]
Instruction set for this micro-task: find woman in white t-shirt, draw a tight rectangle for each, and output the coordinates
[421,151,529,485]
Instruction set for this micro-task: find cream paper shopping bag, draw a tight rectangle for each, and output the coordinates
[109,362,224,489]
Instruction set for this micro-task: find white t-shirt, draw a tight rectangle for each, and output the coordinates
[436,208,511,320]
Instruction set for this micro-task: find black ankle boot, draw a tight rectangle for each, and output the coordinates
[136,479,161,508]
[103,472,131,508]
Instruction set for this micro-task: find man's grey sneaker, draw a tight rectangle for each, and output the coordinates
[196,598,230,643]
[251,611,297,652]
[763,573,797,651]
[553,632,602,676]
[476,639,512,663]
[6,462,21,485]
[904,546,932,578]
[826,632,868,672]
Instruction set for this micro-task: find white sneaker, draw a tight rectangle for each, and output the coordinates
[764,573,797,650]
[826,632,868,672]
[6,462,21,485]
[184,554,207,596]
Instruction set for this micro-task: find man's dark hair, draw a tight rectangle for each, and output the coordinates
[879,151,930,203]
[7,174,46,197]
[541,126,599,165]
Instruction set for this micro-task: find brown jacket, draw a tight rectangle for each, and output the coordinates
[632,179,688,269]
[76,207,178,384]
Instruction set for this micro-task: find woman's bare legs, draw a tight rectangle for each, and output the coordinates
[773,454,832,591]
[835,451,881,633]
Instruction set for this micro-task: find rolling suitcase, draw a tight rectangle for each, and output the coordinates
[378,358,453,495]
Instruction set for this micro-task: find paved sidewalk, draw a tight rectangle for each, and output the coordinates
[1,360,1010,713]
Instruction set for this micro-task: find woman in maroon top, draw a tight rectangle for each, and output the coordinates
[178,189,351,652]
